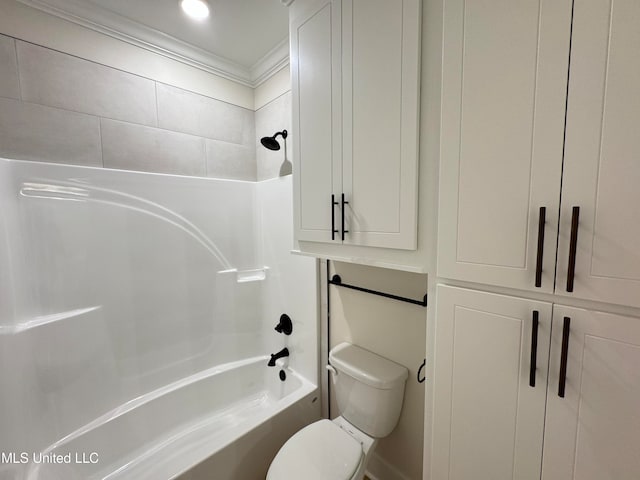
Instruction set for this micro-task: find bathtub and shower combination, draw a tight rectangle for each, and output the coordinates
[0,158,320,479]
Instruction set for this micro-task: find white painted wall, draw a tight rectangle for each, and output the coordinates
[328,261,428,480]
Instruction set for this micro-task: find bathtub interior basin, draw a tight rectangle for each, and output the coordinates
[22,357,318,480]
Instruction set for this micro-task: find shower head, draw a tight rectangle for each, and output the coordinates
[260,130,288,151]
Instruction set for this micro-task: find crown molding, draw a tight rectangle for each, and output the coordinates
[14,0,289,88]
[250,38,289,87]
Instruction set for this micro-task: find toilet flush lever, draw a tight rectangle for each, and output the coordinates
[326,365,337,376]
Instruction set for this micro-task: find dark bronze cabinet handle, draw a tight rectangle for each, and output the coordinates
[535,207,546,288]
[566,206,580,292]
[331,194,339,240]
[558,316,571,398]
[341,193,349,241]
[529,310,539,387]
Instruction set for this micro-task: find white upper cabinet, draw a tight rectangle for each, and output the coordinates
[542,305,640,480]
[439,0,640,308]
[341,0,421,249]
[555,0,640,308]
[438,0,573,292]
[291,0,421,251]
[291,0,341,244]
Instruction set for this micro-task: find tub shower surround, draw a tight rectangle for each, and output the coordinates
[0,34,257,180]
[0,159,319,479]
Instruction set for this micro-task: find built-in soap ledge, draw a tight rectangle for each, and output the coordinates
[217,267,269,283]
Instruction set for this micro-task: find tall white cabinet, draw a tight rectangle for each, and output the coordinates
[438,0,572,293]
[291,0,421,251]
[542,305,640,480]
[432,286,552,480]
[434,286,640,480]
[438,0,640,309]
[434,0,640,479]
[555,0,640,308]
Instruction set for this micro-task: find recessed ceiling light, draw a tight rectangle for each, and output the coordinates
[181,0,210,20]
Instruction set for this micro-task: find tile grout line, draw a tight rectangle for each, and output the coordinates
[254,88,292,113]
[9,96,247,147]
[156,78,255,113]
[0,97,257,180]
[154,81,160,128]
[13,38,23,101]
[9,97,154,130]
[203,137,209,177]
[6,94,247,149]
[98,117,105,168]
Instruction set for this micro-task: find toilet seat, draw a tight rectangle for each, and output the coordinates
[266,419,363,480]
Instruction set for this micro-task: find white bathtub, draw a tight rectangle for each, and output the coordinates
[23,357,319,480]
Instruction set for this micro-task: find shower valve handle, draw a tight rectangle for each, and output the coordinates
[274,314,293,335]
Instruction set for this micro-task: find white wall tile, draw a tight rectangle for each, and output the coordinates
[254,66,291,111]
[0,34,20,99]
[157,83,255,146]
[0,0,254,109]
[205,139,256,181]
[101,119,206,176]
[0,97,101,166]
[17,41,157,126]
[255,92,292,181]
[1,36,270,181]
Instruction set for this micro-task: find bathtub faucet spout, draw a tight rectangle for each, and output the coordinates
[268,347,290,367]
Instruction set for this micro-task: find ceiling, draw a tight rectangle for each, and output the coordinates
[85,0,289,67]
[19,0,291,85]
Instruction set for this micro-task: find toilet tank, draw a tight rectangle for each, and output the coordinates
[329,343,408,438]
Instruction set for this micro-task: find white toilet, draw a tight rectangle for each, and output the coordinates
[267,342,409,480]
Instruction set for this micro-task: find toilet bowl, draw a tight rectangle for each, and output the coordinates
[267,417,374,480]
[267,343,408,480]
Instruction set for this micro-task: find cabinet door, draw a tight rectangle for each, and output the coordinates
[438,0,572,291]
[291,0,342,243]
[555,0,640,308]
[542,306,640,480]
[341,0,420,250]
[432,285,552,480]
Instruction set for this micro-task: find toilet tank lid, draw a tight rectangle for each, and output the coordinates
[329,343,408,389]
